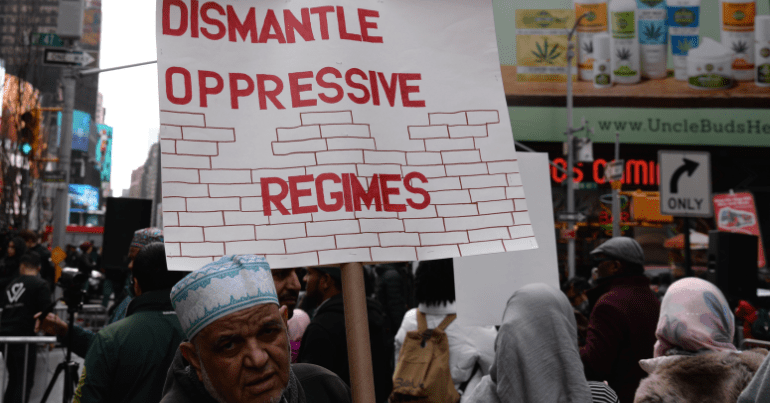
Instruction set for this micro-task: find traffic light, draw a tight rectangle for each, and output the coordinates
[17,111,39,158]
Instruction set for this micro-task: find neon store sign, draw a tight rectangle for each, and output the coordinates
[551,158,660,186]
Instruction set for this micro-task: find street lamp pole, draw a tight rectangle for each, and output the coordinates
[51,67,76,251]
[566,14,588,279]
[50,59,158,249]
[612,132,621,237]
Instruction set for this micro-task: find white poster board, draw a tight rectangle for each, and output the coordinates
[454,152,559,327]
[156,0,537,270]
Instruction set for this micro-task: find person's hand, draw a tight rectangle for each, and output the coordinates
[34,312,68,337]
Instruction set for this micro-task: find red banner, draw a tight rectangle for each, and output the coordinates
[713,192,766,268]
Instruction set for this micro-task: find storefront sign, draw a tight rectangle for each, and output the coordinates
[551,157,659,186]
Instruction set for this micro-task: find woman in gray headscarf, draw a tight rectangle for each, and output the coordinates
[465,283,618,403]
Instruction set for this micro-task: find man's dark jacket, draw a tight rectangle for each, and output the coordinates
[160,349,351,403]
[375,265,409,333]
[29,244,54,290]
[580,275,660,403]
[74,289,184,403]
[297,293,393,403]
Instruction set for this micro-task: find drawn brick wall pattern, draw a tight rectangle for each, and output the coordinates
[160,109,536,269]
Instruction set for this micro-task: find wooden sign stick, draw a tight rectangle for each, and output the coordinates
[341,262,376,403]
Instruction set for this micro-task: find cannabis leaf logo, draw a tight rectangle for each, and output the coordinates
[582,40,594,55]
[616,47,632,61]
[731,41,749,55]
[531,39,562,64]
[676,38,695,53]
[643,25,664,41]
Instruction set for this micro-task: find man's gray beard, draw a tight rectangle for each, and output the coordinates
[199,355,229,403]
[197,349,290,403]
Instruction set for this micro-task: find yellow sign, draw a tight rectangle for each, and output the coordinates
[51,246,66,265]
[515,10,577,82]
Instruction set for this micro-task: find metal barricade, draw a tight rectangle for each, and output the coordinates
[54,304,109,333]
[740,338,770,350]
[0,336,57,403]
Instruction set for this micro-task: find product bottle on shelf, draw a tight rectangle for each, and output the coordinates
[637,0,668,79]
[593,33,613,87]
[575,0,610,81]
[610,0,642,83]
[756,15,770,87]
[668,0,701,80]
[687,37,734,90]
[720,0,757,81]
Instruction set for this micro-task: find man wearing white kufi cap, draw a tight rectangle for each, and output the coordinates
[161,255,351,403]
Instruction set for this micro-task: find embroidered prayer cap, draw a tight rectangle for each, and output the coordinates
[170,255,279,340]
[130,227,164,249]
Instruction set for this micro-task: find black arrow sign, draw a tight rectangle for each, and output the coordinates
[670,158,699,194]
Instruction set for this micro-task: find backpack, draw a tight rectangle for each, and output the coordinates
[752,309,770,341]
[390,311,460,403]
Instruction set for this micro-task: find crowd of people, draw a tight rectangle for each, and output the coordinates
[2,227,770,402]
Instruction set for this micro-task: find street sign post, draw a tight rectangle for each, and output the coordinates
[659,150,712,277]
[659,151,712,218]
[42,170,66,183]
[43,48,95,67]
[557,211,587,222]
[30,33,63,47]
[605,159,625,182]
[560,228,577,240]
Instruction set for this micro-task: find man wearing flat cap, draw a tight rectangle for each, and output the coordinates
[161,255,351,403]
[580,237,660,403]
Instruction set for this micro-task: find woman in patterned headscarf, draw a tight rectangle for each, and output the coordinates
[634,278,768,403]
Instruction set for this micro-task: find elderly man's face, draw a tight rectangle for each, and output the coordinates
[182,304,290,403]
[271,269,300,319]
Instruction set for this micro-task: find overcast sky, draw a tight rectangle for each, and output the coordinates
[98,0,158,195]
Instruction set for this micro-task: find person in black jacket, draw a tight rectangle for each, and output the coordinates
[0,236,27,289]
[20,230,54,291]
[77,241,97,276]
[0,252,51,403]
[375,263,410,336]
[297,266,393,403]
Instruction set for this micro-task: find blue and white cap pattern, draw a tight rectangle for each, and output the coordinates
[170,255,278,340]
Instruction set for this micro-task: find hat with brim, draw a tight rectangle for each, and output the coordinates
[590,237,645,266]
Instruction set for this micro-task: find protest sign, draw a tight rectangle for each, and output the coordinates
[156,0,537,271]
[454,152,559,327]
[713,192,766,268]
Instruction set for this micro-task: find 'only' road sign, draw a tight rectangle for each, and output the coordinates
[659,150,712,217]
